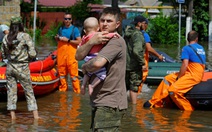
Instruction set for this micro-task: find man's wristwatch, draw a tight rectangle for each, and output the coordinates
[68,39,70,43]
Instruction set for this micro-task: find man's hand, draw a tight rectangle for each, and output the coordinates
[55,34,60,41]
[113,33,120,38]
[75,31,111,61]
[102,32,120,44]
[59,36,69,42]
[89,31,110,45]
[142,65,148,71]
[158,55,165,62]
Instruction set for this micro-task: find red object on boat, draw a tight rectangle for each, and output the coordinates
[30,50,57,73]
[0,50,59,100]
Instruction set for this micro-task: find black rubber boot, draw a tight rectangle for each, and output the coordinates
[143,100,152,108]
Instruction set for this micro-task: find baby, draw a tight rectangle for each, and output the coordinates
[80,17,118,95]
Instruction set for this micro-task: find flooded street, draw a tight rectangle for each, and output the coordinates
[0,40,212,131]
[1,87,212,131]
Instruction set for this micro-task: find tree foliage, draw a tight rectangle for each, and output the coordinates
[147,13,186,45]
[192,0,209,41]
[66,0,104,23]
[20,0,33,13]
[67,1,91,22]
[160,0,209,41]
[44,0,102,39]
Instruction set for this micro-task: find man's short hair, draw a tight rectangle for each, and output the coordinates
[187,31,198,42]
[101,7,120,21]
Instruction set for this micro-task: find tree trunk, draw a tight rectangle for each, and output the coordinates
[188,0,193,17]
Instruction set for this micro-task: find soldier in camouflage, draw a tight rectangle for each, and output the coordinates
[1,16,39,119]
[124,15,146,105]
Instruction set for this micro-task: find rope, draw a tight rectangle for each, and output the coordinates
[32,59,44,88]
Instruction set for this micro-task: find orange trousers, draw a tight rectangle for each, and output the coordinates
[149,62,204,111]
[138,49,149,92]
[57,41,80,93]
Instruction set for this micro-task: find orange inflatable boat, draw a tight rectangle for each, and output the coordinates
[0,51,59,101]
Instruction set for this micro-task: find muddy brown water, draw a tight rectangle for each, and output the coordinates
[0,40,212,131]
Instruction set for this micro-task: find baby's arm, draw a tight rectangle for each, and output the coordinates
[101,33,120,45]
[106,33,120,39]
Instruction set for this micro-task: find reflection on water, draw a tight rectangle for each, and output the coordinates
[2,88,212,131]
[0,40,212,131]
[0,85,212,132]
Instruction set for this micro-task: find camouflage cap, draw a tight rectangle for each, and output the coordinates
[10,16,22,23]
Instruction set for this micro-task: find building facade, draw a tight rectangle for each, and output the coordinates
[0,0,20,24]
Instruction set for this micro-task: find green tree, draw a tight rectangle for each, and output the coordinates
[67,0,103,22]
[148,13,186,45]
[45,0,102,39]
[20,0,32,13]
[192,0,209,41]
[160,0,209,41]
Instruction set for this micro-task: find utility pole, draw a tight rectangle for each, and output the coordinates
[33,0,37,44]
[186,0,193,45]
[176,0,185,59]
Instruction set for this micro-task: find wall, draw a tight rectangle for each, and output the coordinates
[37,12,64,34]
[0,0,20,24]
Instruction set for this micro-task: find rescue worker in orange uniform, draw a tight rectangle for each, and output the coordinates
[55,12,82,93]
[143,31,206,111]
[138,19,164,93]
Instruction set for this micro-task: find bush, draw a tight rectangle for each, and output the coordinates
[148,13,186,45]
[193,0,209,41]
[44,21,63,39]
[67,1,91,22]
[26,28,42,43]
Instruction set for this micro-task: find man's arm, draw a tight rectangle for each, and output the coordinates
[75,40,94,60]
[177,59,188,79]
[59,36,81,46]
[146,43,163,61]
[132,32,145,67]
[75,31,110,60]
[70,37,81,45]
[82,55,107,73]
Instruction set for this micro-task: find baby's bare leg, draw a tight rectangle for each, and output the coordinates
[81,74,90,95]
[88,77,102,95]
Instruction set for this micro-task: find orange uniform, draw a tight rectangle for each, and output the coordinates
[57,13,81,93]
[149,62,205,111]
[57,38,80,93]
[144,37,206,111]
[138,48,149,92]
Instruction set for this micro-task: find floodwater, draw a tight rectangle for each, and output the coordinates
[0,40,212,131]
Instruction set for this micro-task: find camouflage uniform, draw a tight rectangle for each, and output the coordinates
[124,24,145,92]
[1,32,38,111]
[91,107,126,131]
